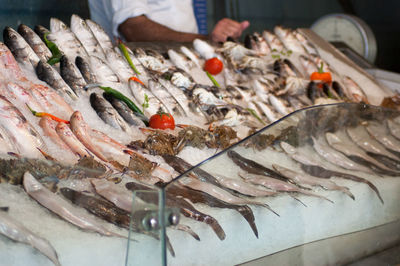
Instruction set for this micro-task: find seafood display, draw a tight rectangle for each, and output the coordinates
[0,14,399,266]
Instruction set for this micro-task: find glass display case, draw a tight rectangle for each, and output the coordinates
[126,103,400,266]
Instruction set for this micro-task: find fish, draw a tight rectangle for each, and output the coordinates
[156,76,191,115]
[312,136,377,175]
[34,25,50,43]
[268,94,291,116]
[274,25,306,53]
[60,55,87,93]
[262,30,285,52]
[387,119,400,140]
[70,14,106,60]
[103,93,146,127]
[0,124,17,154]
[17,24,52,62]
[69,110,109,161]
[39,116,77,157]
[212,172,278,197]
[366,121,400,158]
[280,141,384,203]
[0,96,46,158]
[342,76,368,103]
[3,26,40,68]
[48,17,89,61]
[85,19,114,54]
[0,42,26,81]
[4,82,43,111]
[326,131,400,176]
[35,60,78,100]
[55,122,92,158]
[89,92,131,131]
[180,46,202,68]
[293,30,319,56]
[89,55,121,85]
[193,39,216,60]
[148,79,183,115]
[299,55,318,76]
[347,125,400,162]
[75,56,97,84]
[272,164,354,200]
[179,175,279,215]
[0,208,61,266]
[125,181,225,241]
[23,171,124,237]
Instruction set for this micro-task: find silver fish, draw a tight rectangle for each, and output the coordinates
[90,92,131,131]
[23,171,123,238]
[148,79,183,115]
[3,26,40,68]
[128,79,164,116]
[342,76,368,103]
[347,125,399,161]
[103,93,146,127]
[34,25,50,43]
[293,30,319,56]
[86,19,114,54]
[387,119,400,140]
[60,55,86,93]
[18,24,52,62]
[0,207,61,266]
[272,164,354,200]
[70,14,106,60]
[366,121,400,154]
[36,60,78,100]
[75,56,97,84]
[274,25,306,53]
[238,170,333,203]
[262,30,285,52]
[0,96,45,158]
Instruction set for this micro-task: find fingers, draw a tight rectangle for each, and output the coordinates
[210,18,250,42]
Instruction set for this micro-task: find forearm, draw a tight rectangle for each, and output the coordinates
[119,15,207,42]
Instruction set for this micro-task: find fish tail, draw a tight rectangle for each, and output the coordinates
[340,187,355,201]
[338,173,384,204]
[235,206,259,238]
[208,219,226,240]
[174,224,200,241]
[259,203,280,217]
[303,190,334,203]
[289,194,307,207]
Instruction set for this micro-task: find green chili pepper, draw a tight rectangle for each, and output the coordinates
[206,71,220,88]
[118,41,141,75]
[99,86,148,124]
[142,93,149,113]
[43,33,62,65]
[246,108,266,125]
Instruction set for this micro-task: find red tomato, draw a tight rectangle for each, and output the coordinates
[149,112,175,130]
[204,57,223,75]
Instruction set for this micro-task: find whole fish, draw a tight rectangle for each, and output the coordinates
[0,208,61,266]
[18,24,52,62]
[125,181,225,241]
[262,30,285,52]
[3,26,40,68]
[366,121,400,158]
[60,187,176,256]
[70,110,109,161]
[162,182,259,238]
[342,76,368,103]
[293,30,319,56]
[75,56,97,84]
[387,119,400,140]
[70,14,106,60]
[347,126,400,162]
[312,136,376,175]
[55,122,92,158]
[60,55,86,93]
[148,79,182,115]
[103,93,146,127]
[0,42,26,81]
[39,116,77,156]
[89,55,121,85]
[0,96,46,158]
[179,175,279,215]
[326,132,399,176]
[86,19,114,54]
[23,171,123,238]
[280,141,384,203]
[212,173,278,197]
[193,39,216,60]
[238,171,333,203]
[272,164,354,200]
[274,25,306,53]
[36,60,78,100]
[48,17,89,61]
[90,92,131,131]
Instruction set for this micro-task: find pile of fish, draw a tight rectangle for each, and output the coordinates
[0,14,399,265]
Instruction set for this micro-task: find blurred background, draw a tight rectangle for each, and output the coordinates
[0,0,399,72]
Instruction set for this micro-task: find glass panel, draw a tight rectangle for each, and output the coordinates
[162,103,400,265]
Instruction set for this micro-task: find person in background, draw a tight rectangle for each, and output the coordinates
[88,0,250,43]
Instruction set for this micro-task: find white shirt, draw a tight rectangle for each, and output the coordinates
[88,0,199,40]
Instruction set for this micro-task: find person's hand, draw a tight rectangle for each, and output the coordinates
[210,18,250,43]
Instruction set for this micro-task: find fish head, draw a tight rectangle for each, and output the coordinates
[280,141,296,155]
[50,17,68,33]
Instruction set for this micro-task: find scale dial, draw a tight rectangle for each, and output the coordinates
[311,13,377,63]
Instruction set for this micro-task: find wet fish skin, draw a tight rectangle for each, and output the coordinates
[125,182,226,240]
[0,208,61,266]
[103,93,146,127]
[34,25,50,42]
[23,171,123,238]
[85,19,114,54]
[36,60,78,100]
[60,55,86,93]
[90,92,130,131]
[39,116,76,155]
[75,56,97,84]
[55,121,91,158]
[18,24,52,62]
[3,26,40,67]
